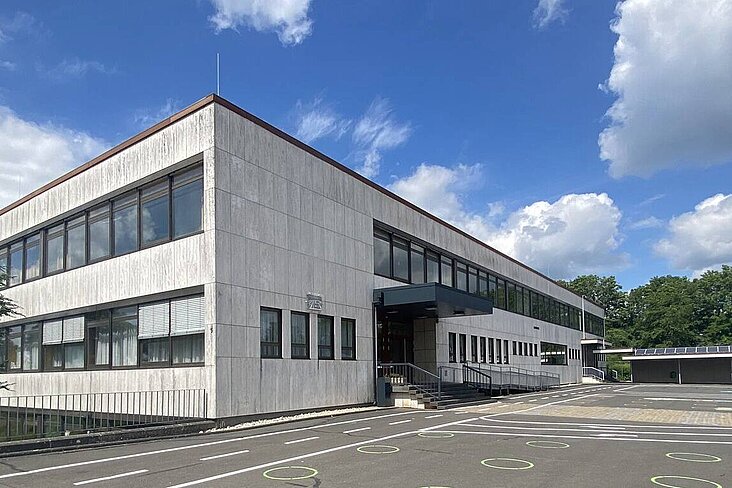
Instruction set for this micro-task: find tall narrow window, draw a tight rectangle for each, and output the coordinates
[448,332,456,363]
[46,223,65,274]
[8,242,22,286]
[503,339,509,364]
[496,278,506,309]
[22,323,40,371]
[480,337,487,363]
[459,334,466,363]
[172,165,204,238]
[171,295,205,364]
[317,315,334,359]
[455,262,468,292]
[489,338,495,364]
[478,271,488,297]
[523,288,531,316]
[512,340,517,356]
[24,234,40,281]
[495,338,502,364]
[0,329,5,371]
[488,275,497,302]
[63,316,85,369]
[373,229,391,277]
[7,326,21,370]
[515,286,524,314]
[391,236,409,281]
[291,312,309,359]
[341,318,356,360]
[139,301,170,366]
[66,215,87,270]
[113,193,138,256]
[410,244,425,284]
[507,282,516,312]
[112,306,138,367]
[86,310,111,368]
[43,320,64,371]
[468,267,478,294]
[440,256,453,287]
[0,247,7,289]
[88,204,111,262]
[426,251,439,283]
[470,335,478,363]
[260,308,282,358]
[141,180,170,247]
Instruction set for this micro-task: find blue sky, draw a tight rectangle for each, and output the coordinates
[1,0,731,290]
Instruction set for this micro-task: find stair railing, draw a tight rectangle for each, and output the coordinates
[462,364,492,398]
[583,366,606,381]
[379,363,442,401]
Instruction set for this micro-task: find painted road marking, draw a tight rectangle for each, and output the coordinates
[434,430,732,445]
[200,450,250,461]
[665,452,722,463]
[715,407,732,411]
[594,433,639,438]
[389,419,413,425]
[650,476,722,488]
[285,436,320,445]
[262,466,318,481]
[343,427,371,434]
[424,414,443,419]
[483,419,732,431]
[74,470,148,486]
[461,424,732,438]
[480,458,534,470]
[644,397,732,403]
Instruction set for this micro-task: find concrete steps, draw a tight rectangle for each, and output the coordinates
[404,383,495,410]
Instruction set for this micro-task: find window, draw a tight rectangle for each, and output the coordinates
[8,242,22,286]
[88,204,111,262]
[7,326,21,370]
[139,301,170,366]
[63,316,85,369]
[459,334,466,363]
[455,262,468,291]
[46,224,65,274]
[172,165,203,238]
[516,286,524,315]
[496,278,506,309]
[317,315,334,359]
[392,236,409,281]
[488,338,495,364]
[440,256,453,287]
[495,338,502,364]
[0,247,6,288]
[22,323,40,371]
[260,308,282,358]
[503,339,509,364]
[141,180,170,247]
[24,234,41,281]
[170,295,204,364]
[512,340,517,356]
[113,193,138,256]
[448,333,456,363]
[112,306,138,367]
[480,337,486,363]
[534,344,538,357]
[291,312,309,359]
[373,229,391,277]
[43,320,63,371]
[470,335,478,363]
[65,215,86,270]
[541,342,567,366]
[426,251,439,283]
[468,267,478,295]
[341,318,356,360]
[86,310,111,368]
[478,271,488,297]
[507,282,516,313]
[488,275,497,302]
[0,329,5,371]
[410,244,425,284]
[523,288,531,316]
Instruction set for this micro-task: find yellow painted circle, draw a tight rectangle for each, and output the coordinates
[480,458,534,470]
[418,432,455,439]
[526,440,570,449]
[665,452,722,463]
[357,444,400,454]
[262,466,318,481]
[651,476,722,488]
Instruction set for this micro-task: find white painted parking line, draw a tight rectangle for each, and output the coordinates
[715,407,732,411]
[200,450,250,461]
[432,430,732,445]
[594,433,639,438]
[424,414,443,419]
[485,418,732,430]
[285,436,320,445]
[74,470,148,486]
[343,427,371,434]
[615,385,641,392]
[644,397,732,403]
[388,419,413,425]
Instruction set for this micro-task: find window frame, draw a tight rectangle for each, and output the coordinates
[290,311,310,360]
[260,307,282,359]
[317,315,334,360]
[340,318,356,360]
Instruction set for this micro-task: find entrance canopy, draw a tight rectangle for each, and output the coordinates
[373,283,493,321]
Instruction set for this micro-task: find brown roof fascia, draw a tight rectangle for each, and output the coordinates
[0,93,604,311]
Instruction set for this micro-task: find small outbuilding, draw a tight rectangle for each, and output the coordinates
[622,346,732,384]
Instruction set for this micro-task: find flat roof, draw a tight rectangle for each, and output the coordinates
[0,94,604,311]
[623,345,732,361]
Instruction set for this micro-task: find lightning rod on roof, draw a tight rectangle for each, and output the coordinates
[216,53,220,95]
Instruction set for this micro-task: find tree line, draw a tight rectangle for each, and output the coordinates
[558,265,732,349]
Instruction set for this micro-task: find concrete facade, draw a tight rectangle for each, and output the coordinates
[0,95,604,420]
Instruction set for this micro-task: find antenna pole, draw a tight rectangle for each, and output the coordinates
[216,53,220,95]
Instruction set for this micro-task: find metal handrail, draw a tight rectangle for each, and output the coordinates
[471,362,560,391]
[462,365,492,397]
[379,363,442,400]
[583,366,605,381]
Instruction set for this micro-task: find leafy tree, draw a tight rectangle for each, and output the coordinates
[693,266,732,345]
[0,266,18,318]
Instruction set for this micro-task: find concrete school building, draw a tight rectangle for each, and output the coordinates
[0,94,605,421]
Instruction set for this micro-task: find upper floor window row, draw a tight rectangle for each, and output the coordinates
[374,226,604,335]
[0,164,203,289]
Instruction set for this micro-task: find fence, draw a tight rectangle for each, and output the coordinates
[0,389,207,442]
[440,363,559,392]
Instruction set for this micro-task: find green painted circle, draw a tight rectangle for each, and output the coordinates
[665,452,722,463]
[262,466,318,481]
[526,440,570,449]
[650,476,722,488]
[418,432,455,439]
[480,458,534,470]
[357,444,400,454]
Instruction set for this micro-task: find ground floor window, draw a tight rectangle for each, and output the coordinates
[541,342,567,365]
[459,334,467,363]
[318,315,334,359]
[291,312,309,359]
[260,308,282,359]
[448,333,456,363]
[480,337,486,363]
[470,335,478,363]
[341,318,356,360]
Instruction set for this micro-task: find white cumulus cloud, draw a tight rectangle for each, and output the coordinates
[0,106,108,209]
[600,0,732,178]
[654,194,732,275]
[533,0,568,29]
[209,0,314,46]
[389,163,627,279]
[353,97,411,179]
[293,98,350,144]
[133,98,182,128]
